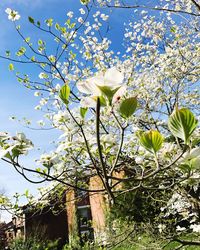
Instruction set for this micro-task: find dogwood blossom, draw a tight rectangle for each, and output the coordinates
[5,8,20,21]
[0,133,33,159]
[77,67,126,107]
[190,224,200,233]
[178,148,200,169]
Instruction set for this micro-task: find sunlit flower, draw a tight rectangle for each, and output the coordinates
[0,132,10,141]
[5,8,20,21]
[40,98,48,106]
[37,120,45,127]
[67,11,73,18]
[34,91,41,97]
[190,224,200,233]
[78,17,84,23]
[0,145,15,159]
[178,147,200,169]
[77,67,126,107]
[158,224,166,233]
[38,72,48,79]
[176,225,186,232]
[79,8,85,15]
[38,152,59,167]
[100,14,109,21]
[0,132,33,159]
[34,105,41,110]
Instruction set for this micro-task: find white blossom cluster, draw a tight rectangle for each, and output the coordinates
[0,132,33,159]
[2,1,200,226]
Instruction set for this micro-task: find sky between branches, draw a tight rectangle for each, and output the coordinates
[0,0,137,221]
[0,0,194,221]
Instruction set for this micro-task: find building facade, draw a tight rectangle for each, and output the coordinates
[0,177,107,248]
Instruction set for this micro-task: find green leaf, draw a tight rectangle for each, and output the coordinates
[9,63,14,71]
[59,84,70,105]
[191,138,200,147]
[80,0,90,4]
[97,85,120,105]
[5,50,10,57]
[168,108,198,144]
[31,56,36,62]
[45,18,53,27]
[55,23,60,30]
[65,19,71,27]
[139,130,164,154]
[93,95,107,106]
[179,163,191,173]
[28,16,35,24]
[25,189,29,198]
[80,107,88,119]
[119,97,137,119]
[16,47,26,56]
[170,26,176,33]
[38,39,43,46]
[25,37,30,43]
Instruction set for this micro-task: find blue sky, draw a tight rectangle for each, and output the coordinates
[0,0,170,222]
[0,0,82,221]
[0,0,194,222]
[0,0,134,221]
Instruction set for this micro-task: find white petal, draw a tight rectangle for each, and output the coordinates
[77,79,101,95]
[104,67,124,86]
[112,86,126,104]
[5,8,12,14]
[0,149,9,159]
[80,96,97,108]
[0,145,15,159]
[190,148,200,158]
[91,72,105,86]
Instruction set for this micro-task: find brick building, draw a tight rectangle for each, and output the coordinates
[0,177,108,248]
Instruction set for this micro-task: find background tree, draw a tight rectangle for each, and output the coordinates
[0,0,199,247]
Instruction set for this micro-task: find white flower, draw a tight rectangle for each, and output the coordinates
[0,132,33,159]
[67,11,73,18]
[176,225,186,232]
[0,145,15,159]
[34,105,41,110]
[37,120,45,127]
[38,72,48,79]
[101,134,116,146]
[48,55,56,63]
[38,152,59,166]
[141,10,148,15]
[77,67,126,107]
[9,116,16,121]
[55,84,61,91]
[5,8,20,21]
[79,8,85,15]
[190,224,200,233]
[34,91,41,97]
[78,17,84,24]
[178,147,200,168]
[100,14,109,21]
[135,156,143,164]
[13,133,33,146]
[158,224,166,233]
[40,98,48,106]
[0,132,10,141]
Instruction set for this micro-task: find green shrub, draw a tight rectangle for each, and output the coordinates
[10,237,60,250]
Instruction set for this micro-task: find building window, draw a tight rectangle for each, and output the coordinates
[77,206,94,242]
